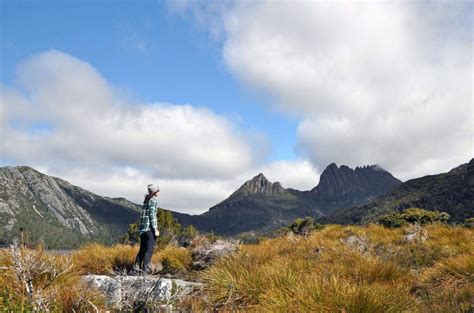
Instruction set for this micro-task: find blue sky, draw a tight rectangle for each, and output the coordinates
[1,0,298,162]
[1,1,471,212]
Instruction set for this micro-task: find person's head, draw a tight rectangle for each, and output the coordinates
[147,184,160,196]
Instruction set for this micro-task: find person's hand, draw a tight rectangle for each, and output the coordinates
[154,230,159,238]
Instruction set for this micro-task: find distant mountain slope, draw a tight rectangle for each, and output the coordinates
[175,173,323,235]
[0,166,140,248]
[174,164,402,235]
[324,159,474,224]
[0,162,406,244]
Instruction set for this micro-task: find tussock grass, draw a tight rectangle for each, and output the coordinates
[2,224,472,312]
[72,242,193,275]
[153,245,192,272]
[0,246,105,312]
[201,224,474,312]
[72,243,139,274]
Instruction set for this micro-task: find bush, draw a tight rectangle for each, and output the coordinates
[379,208,450,228]
[121,209,200,248]
[121,223,140,245]
[463,217,474,228]
[287,217,324,237]
[378,212,407,228]
[1,245,104,311]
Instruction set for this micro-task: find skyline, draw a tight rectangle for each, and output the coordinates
[1,1,472,214]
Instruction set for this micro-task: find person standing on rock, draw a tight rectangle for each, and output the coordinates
[133,184,160,274]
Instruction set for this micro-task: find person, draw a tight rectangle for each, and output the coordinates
[133,184,160,274]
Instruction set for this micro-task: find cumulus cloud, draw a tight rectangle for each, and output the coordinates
[2,50,257,179]
[1,50,318,212]
[257,159,319,190]
[178,1,472,180]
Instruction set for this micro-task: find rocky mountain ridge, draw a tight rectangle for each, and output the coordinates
[178,163,402,235]
[2,160,445,245]
[324,159,474,224]
[231,173,286,196]
[0,166,139,248]
[310,163,402,210]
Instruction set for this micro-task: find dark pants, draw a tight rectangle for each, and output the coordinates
[134,230,156,272]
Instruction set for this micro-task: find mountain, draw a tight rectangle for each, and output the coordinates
[0,166,141,248]
[174,164,402,235]
[0,162,405,244]
[311,163,402,211]
[175,173,323,235]
[324,159,474,224]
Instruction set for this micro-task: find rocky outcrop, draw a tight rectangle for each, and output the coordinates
[82,275,202,310]
[402,225,428,243]
[231,173,286,196]
[341,234,370,254]
[325,159,474,225]
[191,239,239,270]
[0,166,139,248]
[313,163,401,198]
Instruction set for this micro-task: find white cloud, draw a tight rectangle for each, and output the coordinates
[2,50,258,179]
[57,158,320,214]
[257,159,319,191]
[1,50,318,213]
[179,1,472,180]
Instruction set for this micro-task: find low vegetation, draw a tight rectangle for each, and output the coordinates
[1,218,473,312]
[378,208,450,228]
[200,223,473,312]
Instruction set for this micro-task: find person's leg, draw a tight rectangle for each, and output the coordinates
[134,233,147,271]
[142,230,156,273]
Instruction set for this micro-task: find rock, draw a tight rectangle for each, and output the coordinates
[82,275,202,309]
[191,239,239,270]
[341,234,370,254]
[232,173,286,196]
[312,163,401,198]
[402,224,428,243]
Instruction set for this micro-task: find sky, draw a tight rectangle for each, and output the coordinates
[1,0,472,214]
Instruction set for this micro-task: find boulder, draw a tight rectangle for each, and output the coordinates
[191,239,239,270]
[341,234,370,254]
[402,224,428,243]
[82,275,202,310]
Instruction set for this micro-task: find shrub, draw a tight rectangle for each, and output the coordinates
[379,208,450,228]
[121,223,140,245]
[463,217,474,228]
[288,217,324,237]
[379,212,407,228]
[121,209,200,248]
[1,244,104,312]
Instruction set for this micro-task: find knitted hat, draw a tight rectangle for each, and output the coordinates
[147,184,160,194]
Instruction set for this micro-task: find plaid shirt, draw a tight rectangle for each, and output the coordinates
[139,195,158,235]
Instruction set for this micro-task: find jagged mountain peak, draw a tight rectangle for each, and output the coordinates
[312,162,401,198]
[232,173,285,196]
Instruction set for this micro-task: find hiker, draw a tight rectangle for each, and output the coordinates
[133,184,160,274]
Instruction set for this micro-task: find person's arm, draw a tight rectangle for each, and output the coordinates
[148,198,159,237]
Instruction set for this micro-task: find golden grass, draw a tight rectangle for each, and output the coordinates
[2,224,472,312]
[0,246,105,312]
[201,224,474,312]
[153,245,192,271]
[72,243,139,274]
